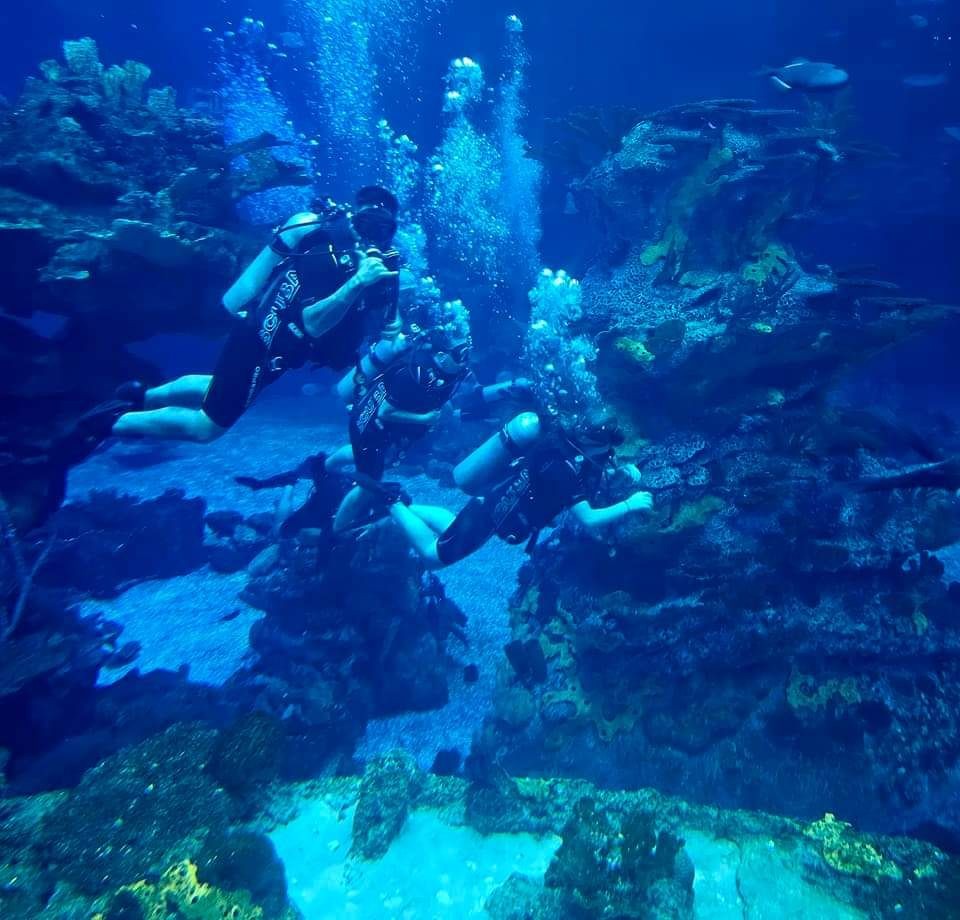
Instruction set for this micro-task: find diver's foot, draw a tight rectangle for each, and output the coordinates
[235,475,267,491]
[352,473,411,507]
[115,380,147,411]
[306,451,329,482]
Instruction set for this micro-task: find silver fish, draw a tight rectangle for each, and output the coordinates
[763,59,850,93]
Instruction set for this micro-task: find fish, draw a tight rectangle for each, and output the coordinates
[944,126,960,142]
[858,458,960,493]
[103,641,142,669]
[903,73,949,88]
[910,14,929,28]
[761,59,850,93]
[219,609,243,622]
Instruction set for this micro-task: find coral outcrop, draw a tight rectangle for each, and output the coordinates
[544,796,693,918]
[495,97,960,843]
[237,520,464,774]
[0,39,307,528]
[0,723,302,919]
[351,751,425,860]
[0,38,303,343]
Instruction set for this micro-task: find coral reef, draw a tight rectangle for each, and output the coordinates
[483,95,960,844]
[5,764,960,920]
[38,723,234,893]
[236,515,465,774]
[0,39,310,526]
[0,489,262,791]
[544,796,693,919]
[96,858,283,920]
[40,489,207,598]
[351,751,424,859]
[0,38,297,340]
[0,724,301,920]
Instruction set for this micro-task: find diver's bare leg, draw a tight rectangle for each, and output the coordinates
[408,505,457,535]
[144,375,213,409]
[453,411,542,494]
[112,407,225,443]
[332,485,379,533]
[389,503,445,568]
[325,444,358,473]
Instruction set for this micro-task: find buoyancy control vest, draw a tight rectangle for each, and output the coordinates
[487,435,600,545]
[251,213,399,372]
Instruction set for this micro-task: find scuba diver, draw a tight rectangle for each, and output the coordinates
[235,325,535,535]
[360,411,654,568]
[60,186,403,453]
[330,326,537,532]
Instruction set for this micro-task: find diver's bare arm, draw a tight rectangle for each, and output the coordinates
[379,402,441,426]
[222,211,318,315]
[222,247,283,315]
[302,254,398,339]
[301,276,366,339]
[571,491,653,530]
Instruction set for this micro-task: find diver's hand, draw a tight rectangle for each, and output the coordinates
[621,463,643,485]
[355,251,399,289]
[381,317,404,340]
[506,377,535,400]
[623,491,654,513]
[406,409,442,426]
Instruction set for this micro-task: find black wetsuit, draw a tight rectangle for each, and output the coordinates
[202,215,399,430]
[349,348,468,479]
[435,435,604,565]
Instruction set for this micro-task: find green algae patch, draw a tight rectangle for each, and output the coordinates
[662,496,726,534]
[804,813,902,881]
[741,243,792,285]
[787,668,861,713]
[615,336,656,364]
[96,859,278,920]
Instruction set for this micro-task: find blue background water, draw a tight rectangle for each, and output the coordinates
[2,5,960,911]
[3,0,957,345]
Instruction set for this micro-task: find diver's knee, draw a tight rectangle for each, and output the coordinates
[183,374,213,391]
[503,412,541,452]
[195,411,227,443]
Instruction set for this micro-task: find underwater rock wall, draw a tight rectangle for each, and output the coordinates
[0,38,304,343]
[493,100,960,842]
[0,489,255,790]
[7,739,960,919]
[0,476,467,791]
[0,38,312,527]
[238,520,464,777]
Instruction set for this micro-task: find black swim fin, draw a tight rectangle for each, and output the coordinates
[52,399,132,468]
[114,380,147,411]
